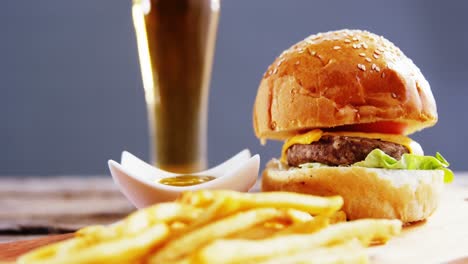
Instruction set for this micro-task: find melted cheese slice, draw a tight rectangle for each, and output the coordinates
[281,129,423,163]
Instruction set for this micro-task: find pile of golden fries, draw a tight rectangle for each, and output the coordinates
[18,191,401,264]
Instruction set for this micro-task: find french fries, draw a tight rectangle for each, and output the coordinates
[18,190,402,264]
[256,239,368,264]
[179,190,344,216]
[195,219,401,264]
[18,223,169,264]
[148,208,290,263]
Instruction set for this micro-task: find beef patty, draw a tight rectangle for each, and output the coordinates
[287,135,409,167]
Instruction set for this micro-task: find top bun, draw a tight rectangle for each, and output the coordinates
[253,29,437,141]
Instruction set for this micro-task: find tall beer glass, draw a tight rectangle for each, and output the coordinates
[132,0,220,173]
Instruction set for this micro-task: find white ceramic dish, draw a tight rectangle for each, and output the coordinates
[108,149,260,208]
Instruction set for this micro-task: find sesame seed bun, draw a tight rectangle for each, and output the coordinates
[262,160,444,223]
[253,29,437,141]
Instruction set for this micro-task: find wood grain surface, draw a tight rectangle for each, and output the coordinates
[0,177,133,242]
[0,176,467,263]
[0,234,73,262]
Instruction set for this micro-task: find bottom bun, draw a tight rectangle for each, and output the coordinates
[262,160,444,223]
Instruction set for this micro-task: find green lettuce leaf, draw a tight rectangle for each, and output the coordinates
[353,149,454,183]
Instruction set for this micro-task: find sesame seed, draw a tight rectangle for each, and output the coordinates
[359,53,366,57]
[357,64,366,71]
[298,48,305,53]
[277,58,285,66]
[333,46,341,50]
[374,50,381,55]
[308,49,316,56]
[295,61,300,65]
[373,54,379,59]
[371,64,381,72]
[352,44,359,49]
[344,39,351,43]
[361,43,368,49]
[270,121,277,129]
[365,57,372,62]
[391,93,397,98]
[273,68,278,74]
[381,72,386,78]
[352,37,358,41]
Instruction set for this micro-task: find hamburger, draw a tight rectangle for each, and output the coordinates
[253,29,453,223]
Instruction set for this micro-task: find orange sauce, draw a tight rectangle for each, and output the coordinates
[158,175,216,187]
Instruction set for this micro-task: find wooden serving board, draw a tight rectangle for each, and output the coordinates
[0,234,74,262]
[368,182,468,263]
[0,182,467,263]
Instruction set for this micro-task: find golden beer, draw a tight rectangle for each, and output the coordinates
[132,0,219,173]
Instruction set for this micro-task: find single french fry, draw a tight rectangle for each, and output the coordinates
[18,223,169,264]
[195,219,401,264]
[180,190,343,216]
[147,208,291,263]
[285,209,314,223]
[257,239,368,264]
[237,192,343,215]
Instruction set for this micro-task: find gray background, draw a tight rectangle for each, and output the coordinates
[1,0,467,175]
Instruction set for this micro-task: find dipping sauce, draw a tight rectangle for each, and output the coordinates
[158,175,216,187]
